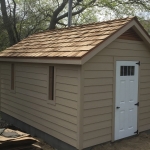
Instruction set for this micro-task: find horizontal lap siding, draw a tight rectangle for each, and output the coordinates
[82,39,150,149]
[0,63,79,148]
[139,53,150,132]
[83,54,113,148]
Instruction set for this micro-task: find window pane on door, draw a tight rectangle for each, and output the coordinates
[120,66,135,76]
[120,66,124,76]
[131,66,135,76]
[124,66,127,76]
[128,66,131,76]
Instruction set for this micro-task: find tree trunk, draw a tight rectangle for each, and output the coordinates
[49,0,68,29]
[49,16,57,29]
[0,0,17,46]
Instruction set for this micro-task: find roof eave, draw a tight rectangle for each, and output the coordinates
[0,57,82,65]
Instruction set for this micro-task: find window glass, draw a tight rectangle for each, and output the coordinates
[120,66,134,76]
[120,66,124,76]
[11,63,14,90]
[124,66,127,76]
[49,66,54,100]
[131,66,135,76]
[128,66,131,76]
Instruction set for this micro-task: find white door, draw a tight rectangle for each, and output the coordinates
[114,61,139,140]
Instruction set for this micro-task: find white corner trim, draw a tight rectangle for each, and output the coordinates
[0,58,82,65]
[81,20,150,64]
[133,23,150,44]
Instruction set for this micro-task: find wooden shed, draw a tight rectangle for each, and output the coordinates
[0,17,150,150]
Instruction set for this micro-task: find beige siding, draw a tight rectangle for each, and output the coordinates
[0,63,80,148]
[82,39,150,149]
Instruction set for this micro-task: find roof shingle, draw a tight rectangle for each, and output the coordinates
[0,17,134,58]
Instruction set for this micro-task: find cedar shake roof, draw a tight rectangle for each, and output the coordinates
[0,17,138,58]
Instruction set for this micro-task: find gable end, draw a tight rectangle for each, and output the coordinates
[118,28,143,41]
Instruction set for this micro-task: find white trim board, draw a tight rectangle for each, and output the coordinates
[0,58,82,65]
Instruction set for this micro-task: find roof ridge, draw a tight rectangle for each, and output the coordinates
[32,16,135,36]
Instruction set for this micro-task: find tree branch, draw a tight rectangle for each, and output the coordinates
[19,0,27,39]
[12,0,20,42]
[7,0,12,17]
[57,0,96,21]
[56,21,67,27]
[57,7,84,21]
[49,0,68,29]
[57,0,96,22]
[0,0,17,46]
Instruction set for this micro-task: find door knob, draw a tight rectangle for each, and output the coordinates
[116,106,120,109]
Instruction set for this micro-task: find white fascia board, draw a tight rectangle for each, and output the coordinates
[133,22,150,45]
[0,58,82,65]
[81,20,150,65]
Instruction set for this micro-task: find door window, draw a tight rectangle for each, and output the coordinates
[120,66,135,76]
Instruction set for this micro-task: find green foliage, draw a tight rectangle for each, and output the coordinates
[138,16,150,34]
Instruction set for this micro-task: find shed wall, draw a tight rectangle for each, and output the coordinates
[82,39,150,148]
[0,63,80,148]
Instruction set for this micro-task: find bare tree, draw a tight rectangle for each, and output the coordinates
[0,0,17,46]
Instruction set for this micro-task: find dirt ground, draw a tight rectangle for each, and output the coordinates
[35,138,54,150]
[93,132,150,150]
[35,132,150,150]
[1,117,150,150]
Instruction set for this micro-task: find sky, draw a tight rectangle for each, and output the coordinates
[137,12,150,20]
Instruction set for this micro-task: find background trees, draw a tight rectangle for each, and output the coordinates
[0,0,150,50]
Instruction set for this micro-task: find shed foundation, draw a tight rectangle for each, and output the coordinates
[1,112,79,150]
